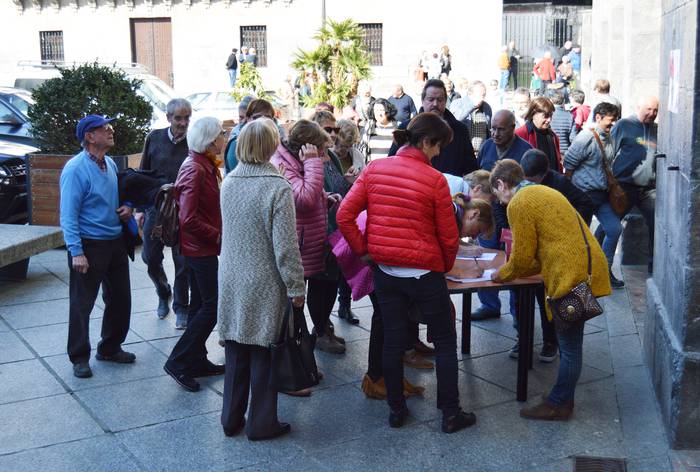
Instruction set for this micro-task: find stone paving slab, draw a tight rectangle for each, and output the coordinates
[75,375,222,432]
[0,330,35,363]
[0,435,142,472]
[0,394,103,455]
[0,358,65,404]
[0,297,102,330]
[0,264,68,306]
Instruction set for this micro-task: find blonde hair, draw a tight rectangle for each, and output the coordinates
[236,118,280,164]
[453,194,495,239]
[336,119,359,147]
[463,170,493,197]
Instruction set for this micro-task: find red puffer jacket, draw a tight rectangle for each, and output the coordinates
[175,151,222,257]
[270,144,327,277]
[336,146,459,273]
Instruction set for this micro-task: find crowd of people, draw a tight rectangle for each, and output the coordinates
[59,56,659,440]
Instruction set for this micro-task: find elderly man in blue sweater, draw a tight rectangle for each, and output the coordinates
[60,115,136,379]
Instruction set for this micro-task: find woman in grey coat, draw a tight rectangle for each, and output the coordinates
[218,118,306,441]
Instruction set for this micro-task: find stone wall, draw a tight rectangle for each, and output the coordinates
[643,0,700,450]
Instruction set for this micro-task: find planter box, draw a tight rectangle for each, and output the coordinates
[28,153,141,226]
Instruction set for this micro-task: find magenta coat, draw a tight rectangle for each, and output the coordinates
[271,144,327,277]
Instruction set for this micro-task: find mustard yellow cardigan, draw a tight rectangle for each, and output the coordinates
[499,185,612,320]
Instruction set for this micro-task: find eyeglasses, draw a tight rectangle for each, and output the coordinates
[323,126,340,134]
[90,124,114,133]
[251,113,274,120]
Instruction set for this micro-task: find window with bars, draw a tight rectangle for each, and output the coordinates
[240,26,267,67]
[550,18,572,48]
[40,31,64,62]
[358,23,383,66]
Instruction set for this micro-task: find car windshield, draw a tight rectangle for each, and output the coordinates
[3,93,33,116]
[186,93,210,108]
[215,92,237,107]
[137,77,176,112]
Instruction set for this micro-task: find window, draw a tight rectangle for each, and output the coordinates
[39,31,64,62]
[550,18,572,48]
[358,23,383,66]
[240,26,267,67]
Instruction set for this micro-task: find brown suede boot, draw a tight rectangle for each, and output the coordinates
[520,400,573,421]
[402,377,425,397]
[362,374,387,399]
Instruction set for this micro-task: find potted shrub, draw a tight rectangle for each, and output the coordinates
[27,62,152,226]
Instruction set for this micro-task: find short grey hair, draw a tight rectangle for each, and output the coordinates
[187,116,223,153]
[238,95,255,112]
[166,98,192,116]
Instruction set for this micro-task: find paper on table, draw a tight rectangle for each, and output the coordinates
[446,269,495,283]
[456,252,498,261]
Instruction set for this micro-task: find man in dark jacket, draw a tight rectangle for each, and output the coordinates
[549,91,575,156]
[449,80,492,153]
[135,98,192,328]
[388,79,476,176]
[225,48,238,87]
[387,84,418,127]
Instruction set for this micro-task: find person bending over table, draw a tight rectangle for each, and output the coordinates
[489,159,611,421]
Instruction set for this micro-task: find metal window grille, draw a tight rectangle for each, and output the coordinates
[359,23,383,66]
[39,31,64,62]
[550,18,573,48]
[240,25,267,67]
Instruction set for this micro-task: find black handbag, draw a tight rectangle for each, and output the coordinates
[546,215,604,332]
[269,301,320,392]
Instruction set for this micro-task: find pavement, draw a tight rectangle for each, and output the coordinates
[1,247,699,471]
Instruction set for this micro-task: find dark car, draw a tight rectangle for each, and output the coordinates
[0,88,35,148]
[0,141,33,224]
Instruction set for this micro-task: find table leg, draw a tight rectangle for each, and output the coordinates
[528,288,535,370]
[516,286,535,402]
[461,292,472,354]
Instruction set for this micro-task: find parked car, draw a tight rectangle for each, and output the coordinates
[0,92,34,148]
[186,90,291,124]
[0,86,34,116]
[0,140,34,224]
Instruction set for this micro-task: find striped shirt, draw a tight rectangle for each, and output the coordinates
[368,122,396,162]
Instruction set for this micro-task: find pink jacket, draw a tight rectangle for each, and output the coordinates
[271,144,327,277]
[329,211,373,301]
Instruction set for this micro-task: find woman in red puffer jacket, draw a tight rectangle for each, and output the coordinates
[336,112,475,434]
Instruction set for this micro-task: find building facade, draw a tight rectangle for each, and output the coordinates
[0,0,503,97]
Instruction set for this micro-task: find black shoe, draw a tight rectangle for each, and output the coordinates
[191,359,225,377]
[338,305,360,325]
[73,362,93,378]
[248,422,291,441]
[164,364,200,392]
[610,271,625,289]
[442,410,477,433]
[175,312,188,330]
[95,350,136,364]
[388,407,410,428]
[508,341,519,359]
[648,261,653,274]
[223,418,246,437]
[539,342,558,363]
[471,307,501,321]
[157,296,170,319]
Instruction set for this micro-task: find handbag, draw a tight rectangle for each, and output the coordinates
[546,215,604,332]
[269,301,320,392]
[591,130,628,215]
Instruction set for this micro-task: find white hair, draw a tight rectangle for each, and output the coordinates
[187,116,222,153]
[166,98,192,116]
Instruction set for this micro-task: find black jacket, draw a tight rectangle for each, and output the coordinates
[388,109,476,177]
[540,171,595,225]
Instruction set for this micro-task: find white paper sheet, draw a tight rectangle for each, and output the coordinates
[446,269,495,284]
[456,252,497,261]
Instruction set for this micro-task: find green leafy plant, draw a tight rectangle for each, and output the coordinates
[28,62,152,155]
[231,62,270,101]
[291,18,372,109]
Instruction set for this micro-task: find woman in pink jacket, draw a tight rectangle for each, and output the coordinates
[271,120,344,356]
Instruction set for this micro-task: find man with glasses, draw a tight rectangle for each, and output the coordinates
[135,98,192,329]
[60,115,136,378]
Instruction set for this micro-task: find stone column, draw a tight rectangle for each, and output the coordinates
[644,0,700,450]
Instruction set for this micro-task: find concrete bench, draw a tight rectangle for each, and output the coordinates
[0,224,64,279]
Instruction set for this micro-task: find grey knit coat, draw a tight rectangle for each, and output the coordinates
[218,162,306,347]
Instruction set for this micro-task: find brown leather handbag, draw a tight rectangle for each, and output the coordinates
[592,130,628,215]
[546,215,604,332]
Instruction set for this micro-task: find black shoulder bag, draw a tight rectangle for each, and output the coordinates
[546,215,604,332]
[269,300,320,392]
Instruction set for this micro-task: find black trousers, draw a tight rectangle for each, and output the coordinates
[307,277,339,336]
[221,341,280,438]
[337,273,352,308]
[374,269,461,417]
[141,208,189,313]
[621,183,656,262]
[67,238,131,364]
[367,292,383,380]
[165,255,218,375]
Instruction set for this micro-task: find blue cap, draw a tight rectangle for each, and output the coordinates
[76,115,115,142]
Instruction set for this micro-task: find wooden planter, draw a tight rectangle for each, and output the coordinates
[28,153,141,226]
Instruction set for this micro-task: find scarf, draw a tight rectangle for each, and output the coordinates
[203,150,223,182]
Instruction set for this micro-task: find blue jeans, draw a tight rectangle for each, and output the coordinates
[587,190,622,267]
[499,70,510,90]
[476,231,516,316]
[547,321,585,405]
[228,68,237,87]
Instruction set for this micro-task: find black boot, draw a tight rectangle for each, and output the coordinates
[338,305,360,325]
[610,270,625,289]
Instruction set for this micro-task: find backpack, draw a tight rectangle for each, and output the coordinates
[150,183,180,247]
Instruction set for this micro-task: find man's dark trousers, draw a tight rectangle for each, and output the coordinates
[142,207,189,313]
[67,238,132,364]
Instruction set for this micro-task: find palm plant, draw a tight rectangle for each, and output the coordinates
[291,19,372,109]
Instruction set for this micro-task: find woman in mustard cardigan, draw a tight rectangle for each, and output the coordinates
[489,159,611,421]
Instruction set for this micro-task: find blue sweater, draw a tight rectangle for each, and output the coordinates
[477,136,532,171]
[611,116,658,185]
[59,150,122,256]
